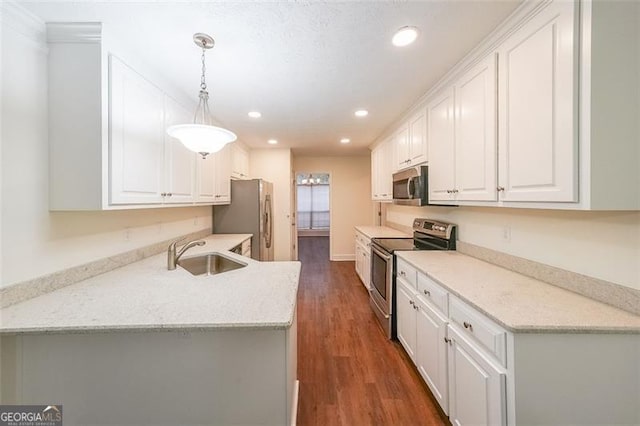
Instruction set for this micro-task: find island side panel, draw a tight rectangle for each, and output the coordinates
[511,333,640,425]
[286,310,298,425]
[12,329,291,425]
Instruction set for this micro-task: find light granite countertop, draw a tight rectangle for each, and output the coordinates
[355,225,411,239]
[0,234,301,334]
[396,251,640,334]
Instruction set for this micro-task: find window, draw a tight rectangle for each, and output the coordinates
[297,173,329,230]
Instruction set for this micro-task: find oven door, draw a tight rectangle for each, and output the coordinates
[369,244,393,336]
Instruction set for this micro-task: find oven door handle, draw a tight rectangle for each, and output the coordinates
[371,245,392,261]
[369,290,390,319]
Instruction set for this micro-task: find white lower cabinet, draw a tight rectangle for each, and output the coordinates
[354,231,371,289]
[396,257,640,426]
[396,278,417,360]
[415,296,449,414]
[397,264,506,425]
[448,324,507,426]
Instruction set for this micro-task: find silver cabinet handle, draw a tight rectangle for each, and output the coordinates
[161,193,167,197]
[463,321,473,330]
[409,300,414,306]
[399,271,406,276]
[423,289,430,296]
[497,186,505,192]
[444,337,452,345]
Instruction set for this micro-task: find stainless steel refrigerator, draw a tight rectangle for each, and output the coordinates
[212,179,274,261]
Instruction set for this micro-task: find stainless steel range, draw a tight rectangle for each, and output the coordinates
[369,219,457,339]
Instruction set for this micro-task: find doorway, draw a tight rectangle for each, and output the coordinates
[295,172,330,258]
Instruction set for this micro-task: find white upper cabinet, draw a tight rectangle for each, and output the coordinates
[109,55,165,205]
[497,0,577,202]
[196,144,231,204]
[214,144,232,203]
[427,88,456,202]
[196,155,216,203]
[231,143,250,180]
[455,54,498,202]
[395,123,410,170]
[408,110,428,165]
[371,137,393,201]
[395,110,428,171]
[47,23,227,210]
[419,0,639,210]
[163,95,196,204]
[428,54,497,203]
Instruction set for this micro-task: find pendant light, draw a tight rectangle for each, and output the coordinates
[167,33,237,158]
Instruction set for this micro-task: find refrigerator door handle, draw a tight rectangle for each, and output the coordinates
[264,195,273,249]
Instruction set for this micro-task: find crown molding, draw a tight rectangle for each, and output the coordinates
[0,1,46,45]
[46,22,103,43]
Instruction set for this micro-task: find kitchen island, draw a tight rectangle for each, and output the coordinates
[0,234,301,426]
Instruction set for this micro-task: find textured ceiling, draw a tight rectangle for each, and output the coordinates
[21,0,521,156]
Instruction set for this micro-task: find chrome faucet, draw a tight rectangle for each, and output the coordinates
[167,238,206,270]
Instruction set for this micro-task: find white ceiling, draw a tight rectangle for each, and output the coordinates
[21,0,521,156]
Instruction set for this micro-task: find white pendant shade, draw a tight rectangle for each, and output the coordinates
[167,124,237,155]
[167,33,237,158]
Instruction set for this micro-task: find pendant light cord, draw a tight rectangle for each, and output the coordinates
[200,47,207,91]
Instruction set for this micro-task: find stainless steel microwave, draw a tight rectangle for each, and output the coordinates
[392,165,428,206]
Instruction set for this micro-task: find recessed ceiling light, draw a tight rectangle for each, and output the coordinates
[267,139,278,145]
[354,110,369,117]
[340,138,351,144]
[248,111,262,118]
[392,26,419,47]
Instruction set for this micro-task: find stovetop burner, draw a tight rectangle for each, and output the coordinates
[370,238,419,253]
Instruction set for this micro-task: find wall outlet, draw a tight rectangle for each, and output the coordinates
[502,226,511,243]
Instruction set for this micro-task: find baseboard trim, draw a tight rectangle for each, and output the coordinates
[290,379,299,426]
[331,254,355,261]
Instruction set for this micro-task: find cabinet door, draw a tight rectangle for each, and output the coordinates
[498,0,578,202]
[195,155,215,203]
[214,144,231,204]
[427,88,456,201]
[396,279,417,361]
[409,110,427,165]
[448,325,506,426]
[371,145,380,200]
[395,124,410,170]
[355,242,362,277]
[231,143,249,179]
[164,95,196,204]
[109,56,165,205]
[362,244,371,290]
[455,54,498,201]
[416,297,449,414]
[379,138,394,200]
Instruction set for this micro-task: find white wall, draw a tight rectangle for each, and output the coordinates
[294,156,374,261]
[249,148,292,261]
[384,204,640,291]
[0,6,211,288]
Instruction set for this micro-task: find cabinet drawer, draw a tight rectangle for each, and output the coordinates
[417,272,448,316]
[449,296,507,366]
[355,232,370,247]
[396,258,417,288]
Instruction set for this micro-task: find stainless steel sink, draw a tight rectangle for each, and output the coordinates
[178,253,247,276]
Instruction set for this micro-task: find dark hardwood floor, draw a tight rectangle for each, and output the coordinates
[296,236,447,426]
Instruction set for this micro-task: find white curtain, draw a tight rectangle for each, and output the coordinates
[297,184,329,230]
